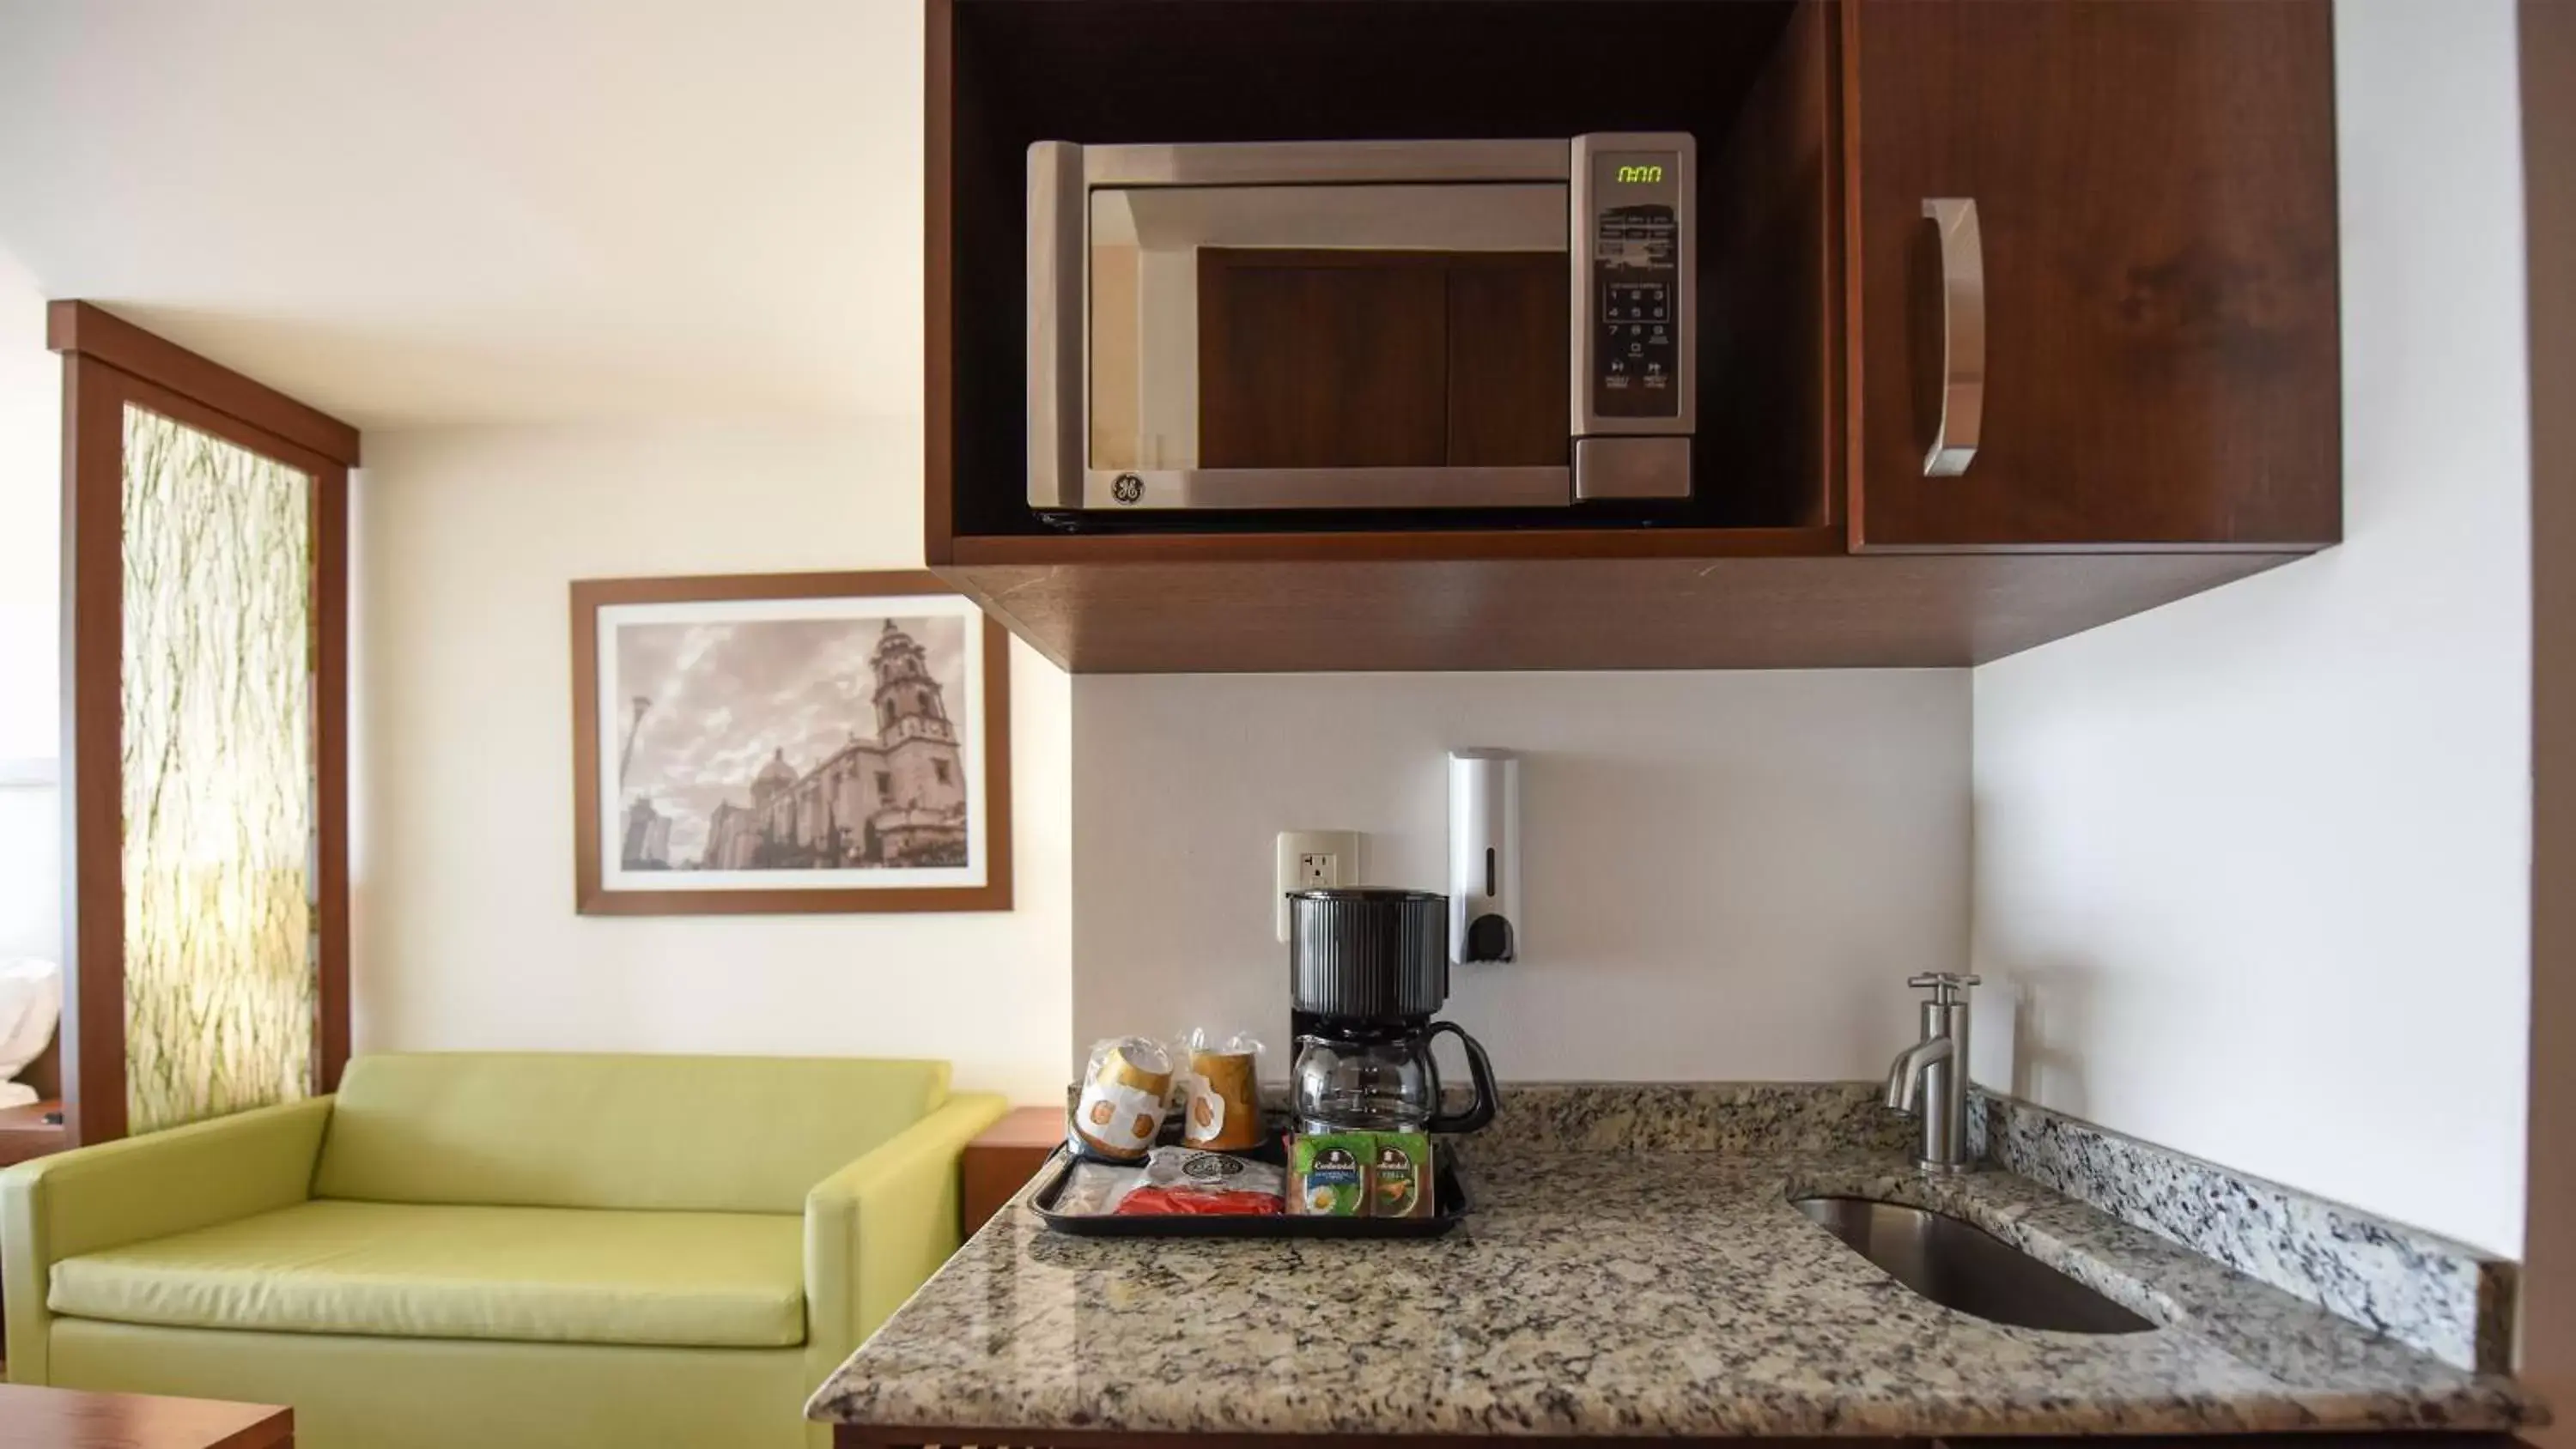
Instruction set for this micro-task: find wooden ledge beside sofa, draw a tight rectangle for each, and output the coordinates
[0,1381,291,1449]
[0,1099,66,1168]
[0,1052,1005,1449]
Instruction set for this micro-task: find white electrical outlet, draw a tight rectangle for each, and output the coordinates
[1275,830,1363,941]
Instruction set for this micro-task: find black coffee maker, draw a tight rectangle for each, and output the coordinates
[1287,888,1499,1135]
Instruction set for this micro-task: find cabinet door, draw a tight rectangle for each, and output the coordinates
[1849,0,2341,550]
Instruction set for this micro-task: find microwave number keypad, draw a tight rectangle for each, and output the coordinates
[1588,154,1684,420]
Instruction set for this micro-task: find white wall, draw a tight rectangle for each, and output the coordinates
[0,250,61,964]
[1072,670,1968,1081]
[355,420,1072,1103]
[1970,0,2530,1255]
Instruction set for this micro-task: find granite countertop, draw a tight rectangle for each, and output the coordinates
[809,1088,2541,1440]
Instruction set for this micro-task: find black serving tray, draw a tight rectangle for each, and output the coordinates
[1029,1131,1470,1240]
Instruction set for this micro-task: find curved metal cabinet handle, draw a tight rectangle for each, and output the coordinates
[1921,197,1985,477]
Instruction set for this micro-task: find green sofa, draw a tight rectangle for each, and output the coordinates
[0,1052,1005,1449]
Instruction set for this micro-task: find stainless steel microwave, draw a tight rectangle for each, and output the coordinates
[1027,134,1697,515]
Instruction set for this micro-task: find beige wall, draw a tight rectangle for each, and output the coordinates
[354,418,1072,1102]
[0,252,60,965]
[1970,0,2531,1254]
[308,0,2550,1274]
[1070,670,1970,1082]
[2520,0,2573,1413]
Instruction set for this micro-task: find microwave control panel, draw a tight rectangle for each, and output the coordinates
[1592,195,1680,415]
[1573,136,1693,433]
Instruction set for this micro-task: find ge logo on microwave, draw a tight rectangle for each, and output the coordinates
[1111,473,1145,505]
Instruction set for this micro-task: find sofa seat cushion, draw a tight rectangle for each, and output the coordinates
[47,1199,806,1349]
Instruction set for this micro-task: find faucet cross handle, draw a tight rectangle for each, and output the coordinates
[1906,972,1982,1003]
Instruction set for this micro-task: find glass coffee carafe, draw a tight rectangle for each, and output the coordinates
[1291,1020,1498,1136]
[1285,888,1502,1136]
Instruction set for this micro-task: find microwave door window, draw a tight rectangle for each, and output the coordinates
[1198,251,1447,468]
[1087,184,1569,478]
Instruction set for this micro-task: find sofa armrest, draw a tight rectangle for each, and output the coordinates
[1,1094,332,1384]
[803,1092,1008,1380]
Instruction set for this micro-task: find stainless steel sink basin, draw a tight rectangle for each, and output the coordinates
[1793,1196,2154,1335]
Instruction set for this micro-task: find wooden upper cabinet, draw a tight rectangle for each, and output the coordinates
[925,0,2344,673]
[1846,0,2342,551]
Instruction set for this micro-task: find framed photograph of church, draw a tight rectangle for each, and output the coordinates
[569,570,1012,915]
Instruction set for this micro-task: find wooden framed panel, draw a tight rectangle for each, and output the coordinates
[52,303,358,1146]
[2520,0,2576,1432]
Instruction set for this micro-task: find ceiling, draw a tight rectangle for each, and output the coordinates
[0,0,923,428]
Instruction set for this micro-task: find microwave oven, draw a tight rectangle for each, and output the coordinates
[1027,133,1697,517]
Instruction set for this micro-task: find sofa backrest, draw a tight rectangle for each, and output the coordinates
[312,1052,951,1213]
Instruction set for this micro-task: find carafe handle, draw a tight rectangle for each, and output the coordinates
[1423,1020,1499,1135]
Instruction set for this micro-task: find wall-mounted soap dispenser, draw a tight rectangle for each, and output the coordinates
[1448,749,1521,965]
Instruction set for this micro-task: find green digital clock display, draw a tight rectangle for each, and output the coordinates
[1615,163,1665,185]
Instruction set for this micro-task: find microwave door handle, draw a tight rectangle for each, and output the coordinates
[1921,197,1984,478]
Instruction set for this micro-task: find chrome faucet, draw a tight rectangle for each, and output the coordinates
[1884,973,1978,1173]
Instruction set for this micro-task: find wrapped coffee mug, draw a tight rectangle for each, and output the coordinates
[1070,1037,1173,1163]
[1177,1028,1265,1152]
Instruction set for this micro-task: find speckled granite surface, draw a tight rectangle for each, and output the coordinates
[1971,1093,2515,1374]
[1471,1081,1920,1157]
[810,1084,2540,1438]
[1484,1083,2513,1374]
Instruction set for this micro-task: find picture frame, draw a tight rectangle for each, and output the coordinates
[570,570,1012,915]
